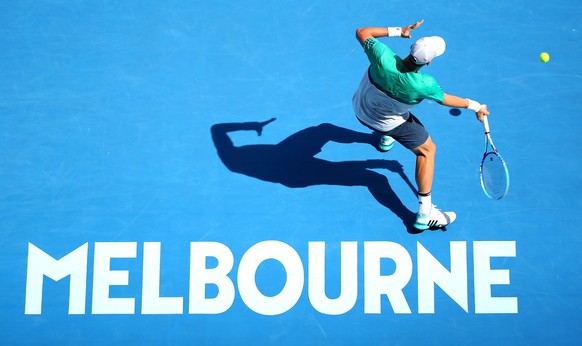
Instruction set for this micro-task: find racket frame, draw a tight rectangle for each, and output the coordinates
[479,116,510,200]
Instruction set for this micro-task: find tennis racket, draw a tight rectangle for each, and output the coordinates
[479,116,510,200]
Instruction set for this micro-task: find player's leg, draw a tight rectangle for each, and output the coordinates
[410,136,456,230]
[411,135,435,198]
[386,114,456,230]
[379,135,395,152]
[354,117,395,152]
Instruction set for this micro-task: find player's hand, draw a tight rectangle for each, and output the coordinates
[476,105,489,122]
[401,19,424,38]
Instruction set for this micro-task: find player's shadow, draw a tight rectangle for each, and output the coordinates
[211,118,420,233]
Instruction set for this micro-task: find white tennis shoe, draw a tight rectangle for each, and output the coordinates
[378,135,395,152]
[414,204,456,230]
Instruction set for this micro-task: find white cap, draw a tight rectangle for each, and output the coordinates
[410,36,446,65]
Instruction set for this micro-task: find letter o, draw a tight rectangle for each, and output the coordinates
[238,241,304,315]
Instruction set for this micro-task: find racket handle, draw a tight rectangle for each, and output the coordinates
[482,115,490,134]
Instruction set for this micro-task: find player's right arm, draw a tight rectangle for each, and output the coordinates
[443,93,490,122]
[355,20,424,46]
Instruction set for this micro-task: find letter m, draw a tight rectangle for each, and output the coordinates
[25,243,88,315]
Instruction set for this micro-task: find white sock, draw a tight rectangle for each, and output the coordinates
[418,192,432,216]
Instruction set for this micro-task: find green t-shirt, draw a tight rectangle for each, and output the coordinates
[364,38,444,105]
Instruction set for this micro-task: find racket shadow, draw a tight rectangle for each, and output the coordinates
[211,119,420,233]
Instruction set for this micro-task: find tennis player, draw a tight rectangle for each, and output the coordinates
[353,19,489,231]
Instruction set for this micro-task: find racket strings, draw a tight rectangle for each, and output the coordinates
[481,153,509,200]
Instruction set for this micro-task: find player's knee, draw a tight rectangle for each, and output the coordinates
[413,137,436,157]
[426,138,436,154]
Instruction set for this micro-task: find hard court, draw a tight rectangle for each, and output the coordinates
[0,0,580,344]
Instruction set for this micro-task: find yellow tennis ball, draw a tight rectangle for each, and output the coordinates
[540,52,550,63]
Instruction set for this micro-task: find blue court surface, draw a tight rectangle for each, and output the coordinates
[1,0,581,345]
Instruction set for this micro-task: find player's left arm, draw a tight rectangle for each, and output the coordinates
[442,93,490,122]
[355,19,424,46]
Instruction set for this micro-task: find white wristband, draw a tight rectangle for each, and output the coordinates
[466,99,481,112]
[387,27,402,37]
